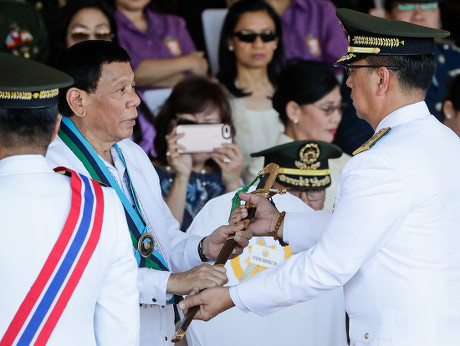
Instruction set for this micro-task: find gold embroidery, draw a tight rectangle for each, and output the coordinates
[353,127,391,156]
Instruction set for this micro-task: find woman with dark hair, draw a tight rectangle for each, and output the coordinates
[51,0,117,66]
[248,59,350,209]
[51,0,157,158]
[217,0,285,183]
[153,77,243,230]
[443,74,460,138]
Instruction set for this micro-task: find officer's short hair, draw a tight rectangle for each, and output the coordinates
[0,106,58,149]
[57,40,131,117]
[366,54,436,93]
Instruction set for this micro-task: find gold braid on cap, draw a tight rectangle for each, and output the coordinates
[0,89,59,101]
[278,168,331,176]
[348,36,405,54]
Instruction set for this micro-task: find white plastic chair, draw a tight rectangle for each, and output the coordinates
[201,8,228,76]
[142,88,172,116]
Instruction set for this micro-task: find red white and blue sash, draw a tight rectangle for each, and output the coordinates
[0,168,104,346]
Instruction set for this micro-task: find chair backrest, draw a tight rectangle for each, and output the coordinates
[142,88,172,116]
[202,8,228,76]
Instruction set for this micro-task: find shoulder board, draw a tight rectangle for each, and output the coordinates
[352,127,391,156]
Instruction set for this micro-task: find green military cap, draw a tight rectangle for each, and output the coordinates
[0,53,73,109]
[251,140,343,190]
[335,8,449,65]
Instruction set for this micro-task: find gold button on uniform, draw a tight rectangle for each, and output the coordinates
[365,332,370,339]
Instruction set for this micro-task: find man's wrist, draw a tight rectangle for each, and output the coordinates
[198,237,210,262]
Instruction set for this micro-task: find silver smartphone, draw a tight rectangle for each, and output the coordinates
[176,123,232,153]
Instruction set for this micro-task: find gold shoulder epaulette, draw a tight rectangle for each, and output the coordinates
[353,127,391,156]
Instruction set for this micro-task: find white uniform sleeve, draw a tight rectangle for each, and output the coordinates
[233,153,410,316]
[94,189,140,345]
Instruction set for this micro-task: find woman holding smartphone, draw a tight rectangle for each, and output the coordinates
[153,77,243,230]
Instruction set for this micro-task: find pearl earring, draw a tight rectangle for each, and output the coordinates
[273,45,277,50]
[446,113,453,119]
[293,118,299,124]
[228,46,234,51]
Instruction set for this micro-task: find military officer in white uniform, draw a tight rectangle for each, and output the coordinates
[179,9,460,346]
[0,54,139,345]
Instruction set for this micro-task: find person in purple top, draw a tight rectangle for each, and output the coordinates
[265,0,348,71]
[107,0,208,90]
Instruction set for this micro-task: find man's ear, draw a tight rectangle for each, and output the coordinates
[50,113,62,144]
[375,67,391,96]
[66,87,87,118]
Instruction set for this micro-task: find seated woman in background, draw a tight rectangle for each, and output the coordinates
[53,0,157,157]
[153,77,243,230]
[217,0,285,183]
[248,59,350,209]
[443,74,460,138]
[107,0,208,90]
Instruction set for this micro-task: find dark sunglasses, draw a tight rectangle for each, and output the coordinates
[232,30,277,43]
[69,30,114,42]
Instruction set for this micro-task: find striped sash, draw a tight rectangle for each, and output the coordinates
[0,168,104,346]
[58,116,169,271]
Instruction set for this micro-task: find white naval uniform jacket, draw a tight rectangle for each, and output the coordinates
[230,102,460,346]
[46,136,204,346]
[186,191,347,346]
[0,155,139,345]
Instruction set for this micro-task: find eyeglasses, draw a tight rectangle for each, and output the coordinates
[313,102,348,116]
[395,2,438,11]
[285,188,325,202]
[69,29,114,42]
[232,30,277,43]
[344,64,399,76]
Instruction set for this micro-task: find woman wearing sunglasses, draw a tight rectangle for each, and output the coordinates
[51,0,116,66]
[153,77,243,230]
[217,0,285,184]
[247,59,350,210]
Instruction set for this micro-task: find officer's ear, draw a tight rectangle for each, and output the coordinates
[50,114,62,144]
[375,66,391,96]
[66,87,86,118]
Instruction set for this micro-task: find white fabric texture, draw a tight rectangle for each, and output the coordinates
[0,155,139,346]
[231,97,285,184]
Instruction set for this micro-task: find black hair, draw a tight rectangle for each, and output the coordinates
[57,40,131,117]
[154,76,234,165]
[272,60,339,126]
[50,0,118,67]
[216,0,284,97]
[366,54,436,93]
[444,74,460,111]
[0,106,58,150]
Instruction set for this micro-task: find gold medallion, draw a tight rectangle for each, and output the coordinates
[138,233,154,258]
